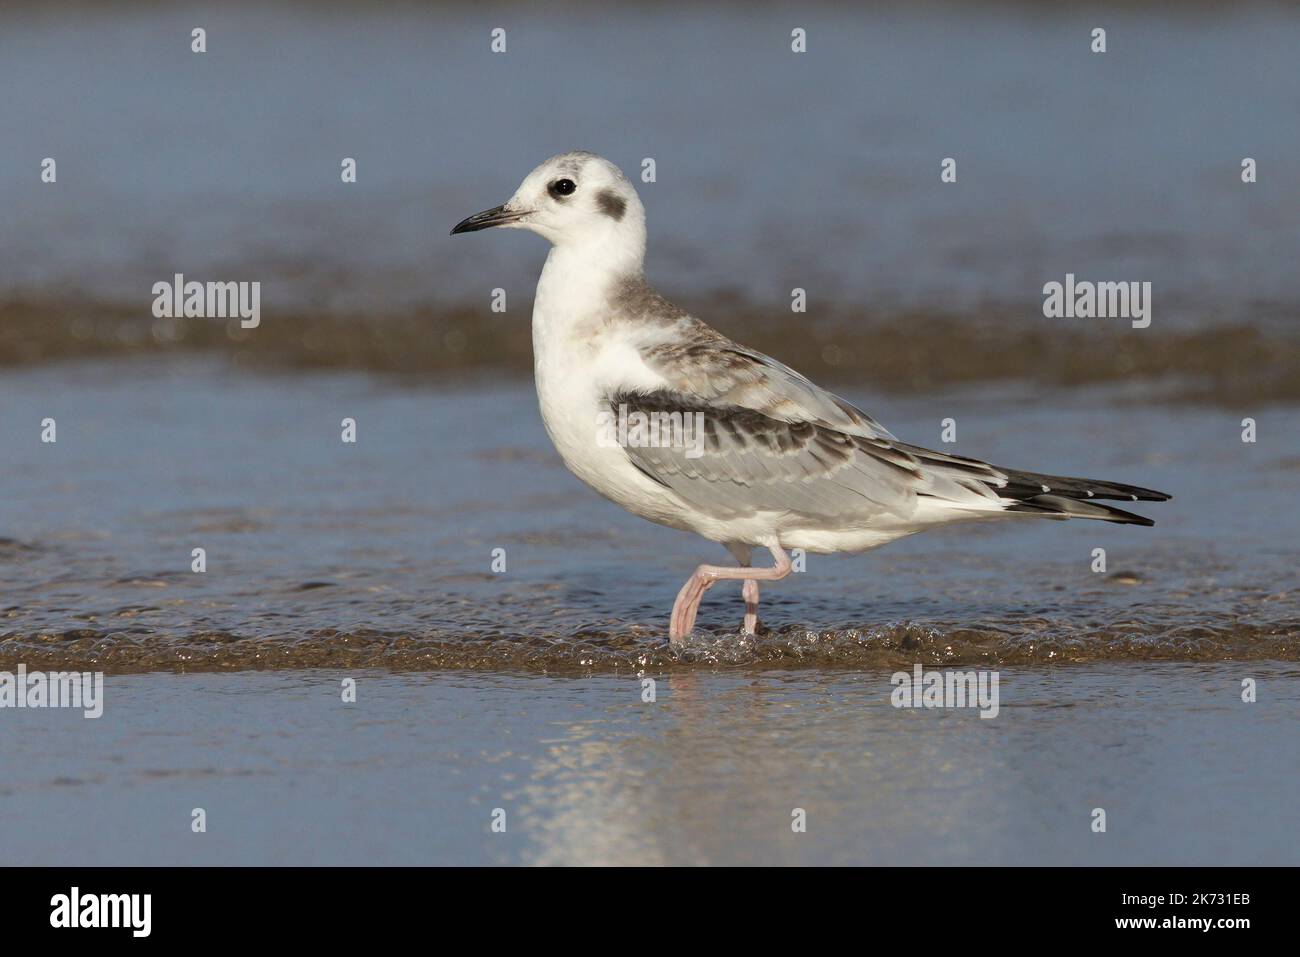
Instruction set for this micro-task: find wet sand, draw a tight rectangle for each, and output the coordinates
[4,300,1297,406]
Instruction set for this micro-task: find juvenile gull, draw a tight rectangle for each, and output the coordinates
[452,151,1171,643]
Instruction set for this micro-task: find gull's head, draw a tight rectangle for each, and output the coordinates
[451,151,646,266]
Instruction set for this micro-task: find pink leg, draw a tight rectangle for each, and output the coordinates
[742,579,760,635]
[669,544,792,644]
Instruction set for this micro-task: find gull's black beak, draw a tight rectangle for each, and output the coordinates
[450,204,522,235]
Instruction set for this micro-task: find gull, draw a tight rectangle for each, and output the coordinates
[451,151,1171,643]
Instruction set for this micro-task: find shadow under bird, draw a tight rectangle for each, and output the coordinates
[452,151,1171,644]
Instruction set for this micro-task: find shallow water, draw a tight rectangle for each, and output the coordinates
[1,358,1295,672]
[3,664,1297,865]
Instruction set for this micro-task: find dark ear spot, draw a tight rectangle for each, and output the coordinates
[596,190,626,221]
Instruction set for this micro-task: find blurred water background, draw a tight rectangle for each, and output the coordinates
[2,0,1298,400]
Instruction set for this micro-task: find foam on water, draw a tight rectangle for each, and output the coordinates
[3,618,1298,675]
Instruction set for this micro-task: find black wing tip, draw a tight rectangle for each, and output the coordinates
[1000,468,1172,504]
[1121,486,1172,503]
[1113,512,1156,527]
[1005,499,1156,526]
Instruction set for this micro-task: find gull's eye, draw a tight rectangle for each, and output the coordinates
[548,178,577,198]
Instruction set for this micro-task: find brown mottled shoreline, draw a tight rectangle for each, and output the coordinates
[2,297,1296,405]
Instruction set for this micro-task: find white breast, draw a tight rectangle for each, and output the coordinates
[531,252,693,532]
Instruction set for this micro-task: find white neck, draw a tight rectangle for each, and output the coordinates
[533,225,646,334]
[551,218,645,276]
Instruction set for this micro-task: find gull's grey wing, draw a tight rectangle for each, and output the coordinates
[620,332,1013,521]
[610,385,1166,527]
[609,387,1010,523]
[638,327,897,441]
[618,325,1168,526]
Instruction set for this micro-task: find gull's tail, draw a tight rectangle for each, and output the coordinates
[994,467,1171,526]
[898,444,1172,527]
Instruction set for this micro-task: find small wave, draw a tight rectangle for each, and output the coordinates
[2,619,1296,674]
